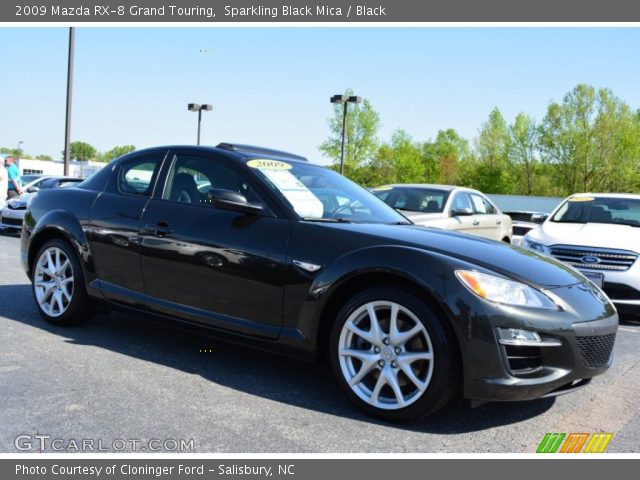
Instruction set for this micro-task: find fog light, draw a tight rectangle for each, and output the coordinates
[497,328,561,347]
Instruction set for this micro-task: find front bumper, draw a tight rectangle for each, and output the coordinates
[467,314,617,402]
[449,281,618,402]
[0,207,26,230]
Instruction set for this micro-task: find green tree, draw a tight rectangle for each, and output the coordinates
[319,89,380,177]
[65,141,97,162]
[35,154,53,161]
[472,108,511,193]
[422,129,470,185]
[539,84,640,194]
[363,130,423,186]
[0,147,23,157]
[100,145,136,163]
[508,113,539,195]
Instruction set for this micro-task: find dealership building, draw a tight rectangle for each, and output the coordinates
[0,155,105,178]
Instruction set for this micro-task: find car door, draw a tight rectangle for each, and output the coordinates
[469,192,502,240]
[138,150,289,339]
[89,150,168,307]
[447,191,478,235]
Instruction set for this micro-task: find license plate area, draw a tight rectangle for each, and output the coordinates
[581,270,604,288]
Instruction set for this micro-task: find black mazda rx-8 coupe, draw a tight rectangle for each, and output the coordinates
[20,143,618,421]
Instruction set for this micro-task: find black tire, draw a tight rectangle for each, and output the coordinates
[329,287,459,422]
[31,238,95,326]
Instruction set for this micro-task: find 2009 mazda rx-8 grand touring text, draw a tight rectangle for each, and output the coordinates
[20,144,617,421]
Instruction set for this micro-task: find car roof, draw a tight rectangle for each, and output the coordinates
[568,193,640,200]
[375,184,480,194]
[127,144,311,167]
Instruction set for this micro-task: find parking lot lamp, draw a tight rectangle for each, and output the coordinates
[188,103,213,145]
[330,94,362,175]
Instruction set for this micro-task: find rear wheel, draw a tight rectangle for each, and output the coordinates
[329,287,459,422]
[32,239,95,326]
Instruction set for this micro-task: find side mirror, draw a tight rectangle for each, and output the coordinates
[207,189,264,215]
[450,207,474,217]
[27,186,39,193]
[531,213,548,224]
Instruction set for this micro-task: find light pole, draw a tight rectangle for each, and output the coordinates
[64,27,75,176]
[17,141,23,162]
[188,103,212,145]
[330,94,362,175]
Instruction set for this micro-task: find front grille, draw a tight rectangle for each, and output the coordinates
[603,283,640,301]
[513,225,534,236]
[550,246,637,271]
[1,217,22,227]
[576,334,616,368]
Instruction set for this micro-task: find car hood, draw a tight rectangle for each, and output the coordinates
[532,221,640,253]
[399,211,449,227]
[5,193,35,209]
[325,222,584,289]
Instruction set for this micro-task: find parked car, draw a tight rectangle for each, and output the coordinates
[504,211,547,246]
[21,145,617,421]
[20,174,45,186]
[1,176,83,232]
[372,184,513,243]
[523,193,640,316]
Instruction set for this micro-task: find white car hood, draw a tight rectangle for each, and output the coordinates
[534,221,640,253]
[400,211,447,226]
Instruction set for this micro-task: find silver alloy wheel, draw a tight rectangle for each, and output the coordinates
[338,300,434,410]
[34,246,74,318]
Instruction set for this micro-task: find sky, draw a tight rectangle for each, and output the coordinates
[2,27,640,164]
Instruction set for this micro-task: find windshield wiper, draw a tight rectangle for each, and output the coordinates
[389,220,413,225]
[302,217,353,223]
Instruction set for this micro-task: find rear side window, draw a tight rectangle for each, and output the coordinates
[118,156,163,197]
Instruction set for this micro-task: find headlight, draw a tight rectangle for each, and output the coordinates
[522,237,548,253]
[455,270,557,309]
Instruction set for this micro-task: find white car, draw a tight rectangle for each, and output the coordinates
[523,193,640,316]
[0,176,82,232]
[372,184,513,242]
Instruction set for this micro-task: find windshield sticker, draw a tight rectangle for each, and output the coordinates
[372,185,393,191]
[247,159,292,170]
[569,196,595,202]
[259,168,324,218]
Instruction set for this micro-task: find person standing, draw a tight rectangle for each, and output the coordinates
[5,156,23,199]
[0,157,8,209]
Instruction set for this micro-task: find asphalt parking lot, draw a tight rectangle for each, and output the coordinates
[0,233,639,453]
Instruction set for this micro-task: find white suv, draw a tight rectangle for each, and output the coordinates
[523,193,640,316]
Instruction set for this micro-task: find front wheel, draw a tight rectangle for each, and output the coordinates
[329,288,459,422]
[32,238,95,326]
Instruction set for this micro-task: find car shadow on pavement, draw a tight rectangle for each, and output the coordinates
[0,283,555,433]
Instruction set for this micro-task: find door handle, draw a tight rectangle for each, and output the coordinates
[496,220,502,225]
[143,222,173,237]
[472,220,480,226]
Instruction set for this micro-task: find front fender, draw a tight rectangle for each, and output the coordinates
[286,245,475,356]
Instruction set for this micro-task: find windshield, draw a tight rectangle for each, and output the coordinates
[247,159,409,224]
[551,196,640,227]
[372,186,449,213]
